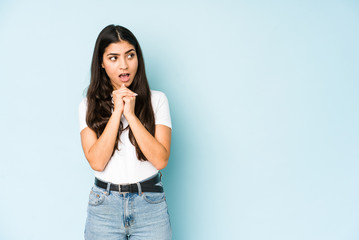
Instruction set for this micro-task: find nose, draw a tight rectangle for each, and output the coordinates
[119,57,128,70]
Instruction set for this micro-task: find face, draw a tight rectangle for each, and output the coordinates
[101,41,138,89]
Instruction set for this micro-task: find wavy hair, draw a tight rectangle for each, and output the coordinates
[85,24,155,161]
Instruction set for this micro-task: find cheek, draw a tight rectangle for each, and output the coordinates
[104,64,117,75]
[132,61,139,72]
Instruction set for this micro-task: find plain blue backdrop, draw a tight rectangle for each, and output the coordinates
[0,0,358,239]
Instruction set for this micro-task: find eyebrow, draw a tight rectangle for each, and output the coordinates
[106,48,135,56]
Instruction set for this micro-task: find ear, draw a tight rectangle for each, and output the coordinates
[101,62,104,68]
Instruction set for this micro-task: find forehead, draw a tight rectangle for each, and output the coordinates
[104,41,135,54]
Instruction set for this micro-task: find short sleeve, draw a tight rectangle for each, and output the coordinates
[154,92,172,129]
[78,98,88,132]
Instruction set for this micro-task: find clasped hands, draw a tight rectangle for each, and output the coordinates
[111,83,138,119]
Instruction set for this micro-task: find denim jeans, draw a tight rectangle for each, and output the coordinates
[84,173,172,240]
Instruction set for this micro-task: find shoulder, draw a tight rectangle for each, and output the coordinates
[150,90,169,108]
[150,89,167,99]
[150,89,169,103]
[150,89,172,128]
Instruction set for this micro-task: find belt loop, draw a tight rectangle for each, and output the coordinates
[136,182,142,195]
[106,182,111,195]
[159,171,162,180]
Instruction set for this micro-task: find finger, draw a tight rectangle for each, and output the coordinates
[123,96,136,100]
[116,89,138,97]
[117,91,134,97]
[126,96,136,102]
[115,94,133,101]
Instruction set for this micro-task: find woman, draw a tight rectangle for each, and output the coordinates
[78,24,172,239]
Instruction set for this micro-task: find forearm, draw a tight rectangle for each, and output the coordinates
[126,115,169,170]
[88,110,122,171]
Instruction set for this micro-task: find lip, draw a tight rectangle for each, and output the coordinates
[119,73,130,82]
[119,73,130,76]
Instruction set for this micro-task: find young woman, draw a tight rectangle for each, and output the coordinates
[78,24,172,239]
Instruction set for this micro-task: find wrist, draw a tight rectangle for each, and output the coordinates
[126,113,137,123]
[112,109,123,116]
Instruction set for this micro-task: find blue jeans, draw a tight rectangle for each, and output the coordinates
[84,173,172,240]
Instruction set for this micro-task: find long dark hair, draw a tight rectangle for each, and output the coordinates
[85,24,155,161]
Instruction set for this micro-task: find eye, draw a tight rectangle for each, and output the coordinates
[128,53,135,59]
[109,56,117,61]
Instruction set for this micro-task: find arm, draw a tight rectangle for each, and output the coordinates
[80,110,122,171]
[126,114,172,170]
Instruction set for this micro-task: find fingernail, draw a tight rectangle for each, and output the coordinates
[133,93,138,96]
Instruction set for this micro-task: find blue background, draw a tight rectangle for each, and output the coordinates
[0,0,358,239]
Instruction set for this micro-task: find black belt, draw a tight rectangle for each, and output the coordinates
[94,172,163,193]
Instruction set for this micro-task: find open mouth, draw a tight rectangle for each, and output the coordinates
[119,73,130,82]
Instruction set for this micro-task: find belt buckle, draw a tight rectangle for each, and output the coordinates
[118,184,129,194]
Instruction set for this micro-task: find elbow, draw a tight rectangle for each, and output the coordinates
[90,163,105,172]
[155,161,168,170]
[86,156,106,172]
[154,152,170,170]
[85,149,108,172]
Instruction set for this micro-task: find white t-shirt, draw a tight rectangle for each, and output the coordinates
[78,90,172,184]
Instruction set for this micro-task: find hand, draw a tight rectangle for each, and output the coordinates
[111,84,137,114]
[121,85,137,119]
